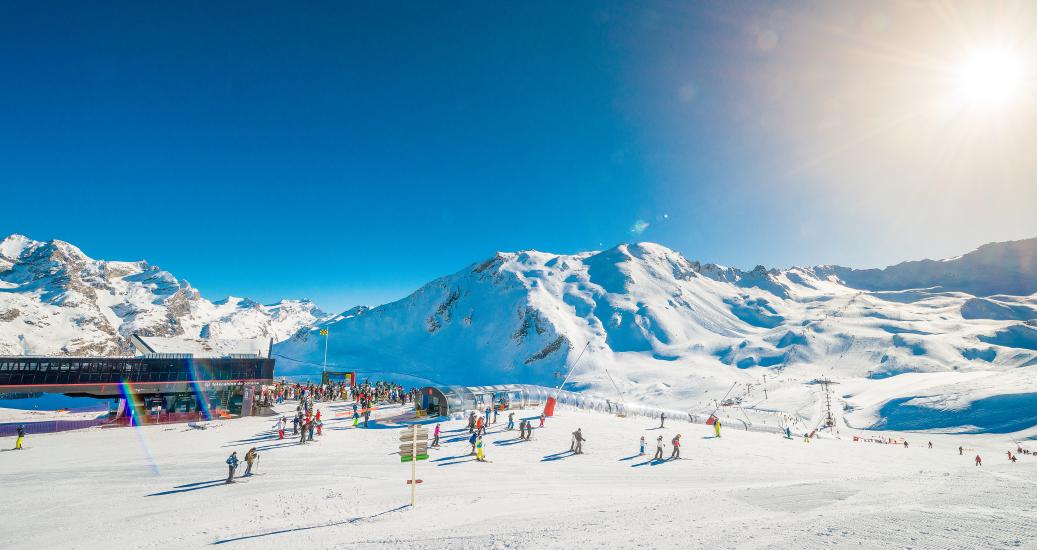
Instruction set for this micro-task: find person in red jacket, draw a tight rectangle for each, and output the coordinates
[670,434,682,460]
[975,455,982,466]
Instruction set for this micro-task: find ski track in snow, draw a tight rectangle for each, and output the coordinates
[1,402,1035,550]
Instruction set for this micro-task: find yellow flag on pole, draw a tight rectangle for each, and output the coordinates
[319,328,328,336]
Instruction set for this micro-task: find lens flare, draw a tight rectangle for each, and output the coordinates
[118,380,161,476]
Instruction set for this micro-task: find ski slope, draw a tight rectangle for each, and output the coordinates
[1,401,1034,549]
[275,239,1037,435]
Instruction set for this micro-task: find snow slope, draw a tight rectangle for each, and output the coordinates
[0,234,329,355]
[1,401,1034,549]
[275,239,1037,434]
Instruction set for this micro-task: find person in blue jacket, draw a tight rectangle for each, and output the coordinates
[226,451,239,483]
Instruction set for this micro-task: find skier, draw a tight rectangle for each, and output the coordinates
[928,441,932,449]
[484,406,491,426]
[226,451,239,483]
[315,417,323,436]
[539,413,545,428]
[507,412,515,431]
[573,428,585,454]
[363,408,371,428]
[243,448,258,477]
[299,419,308,445]
[308,418,316,441]
[466,431,478,455]
[654,435,665,461]
[476,434,486,462]
[659,412,666,429]
[785,427,792,440]
[975,455,982,466]
[468,412,477,433]
[292,414,300,435]
[714,419,722,438]
[639,435,646,455]
[352,410,360,427]
[14,425,25,450]
[670,434,681,460]
[524,419,533,440]
[803,432,810,443]
[520,419,529,440]
[493,406,498,424]
[959,445,964,456]
[903,440,909,448]
[274,416,286,440]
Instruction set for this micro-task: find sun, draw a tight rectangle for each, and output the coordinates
[953,47,1025,109]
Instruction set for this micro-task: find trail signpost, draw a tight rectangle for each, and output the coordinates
[399,425,428,506]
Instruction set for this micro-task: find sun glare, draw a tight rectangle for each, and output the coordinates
[953,47,1025,108]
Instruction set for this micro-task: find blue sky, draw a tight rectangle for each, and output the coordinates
[2,2,1035,313]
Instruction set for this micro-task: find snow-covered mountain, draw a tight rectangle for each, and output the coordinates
[275,238,1037,434]
[0,234,329,355]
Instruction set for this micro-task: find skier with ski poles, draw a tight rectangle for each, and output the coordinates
[639,435,646,455]
[243,448,258,477]
[226,451,239,483]
[274,416,285,440]
[573,428,585,454]
[654,435,665,461]
[671,434,682,460]
[431,424,441,448]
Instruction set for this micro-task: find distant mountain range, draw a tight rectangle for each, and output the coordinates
[4,232,1036,433]
[0,234,328,355]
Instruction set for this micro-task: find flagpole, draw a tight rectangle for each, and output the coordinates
[322,327,329,375]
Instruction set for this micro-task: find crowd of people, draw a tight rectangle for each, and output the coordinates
[210,379,1034,484]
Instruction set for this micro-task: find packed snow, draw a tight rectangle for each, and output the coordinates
[1,400,1034,549]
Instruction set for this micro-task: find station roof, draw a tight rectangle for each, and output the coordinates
[129,334,267,359]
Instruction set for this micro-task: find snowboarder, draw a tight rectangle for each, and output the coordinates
[243,448,258,476]
[975,455,982,466]
[226,451,239,483]
[14,425,25,450]
[639,435,646,455]
[654,435,664,461]
[507,412,515,431]
[659,413,666,429]
[476,435,486,462]
[432,424,441,447]
[573,428,585,454]
[671,434,681,460]
[714,419,722,438]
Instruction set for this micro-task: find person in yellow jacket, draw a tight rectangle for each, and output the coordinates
[714,419,722,438]
[475,434,486,462]
[14,425,25,450]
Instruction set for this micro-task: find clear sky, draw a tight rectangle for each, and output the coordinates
[2,1,1035,313]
